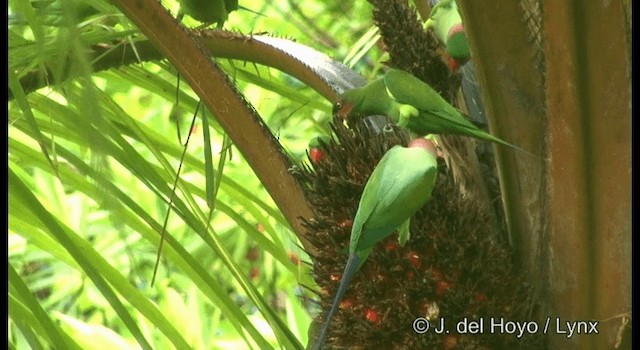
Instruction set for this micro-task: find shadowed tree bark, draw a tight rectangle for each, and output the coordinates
[458,1,631,348]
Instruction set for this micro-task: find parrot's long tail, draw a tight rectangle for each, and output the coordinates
[310,254,361,350]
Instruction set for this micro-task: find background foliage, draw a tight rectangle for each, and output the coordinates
[8,1,374,349]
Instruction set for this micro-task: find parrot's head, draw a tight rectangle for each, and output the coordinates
[332,90,361,119]
[445,23,471,72]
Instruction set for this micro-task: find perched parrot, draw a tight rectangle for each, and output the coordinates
[333,68,523,151]
[425,0,471,71]
[177,0,238,27]
[311,138,439,350]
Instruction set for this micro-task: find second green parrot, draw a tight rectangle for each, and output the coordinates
[334,68,522,151]
[311,138,439,350]
[425,0,471,71]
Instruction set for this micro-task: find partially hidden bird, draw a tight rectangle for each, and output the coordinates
[333,68,525,152]
[424,0,471,71]
[311,138,439,350]
[176,0,238,27]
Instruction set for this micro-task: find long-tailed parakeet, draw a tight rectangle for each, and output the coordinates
[334,68,522,151]
[425,0,470,71]
[311,138,439,350]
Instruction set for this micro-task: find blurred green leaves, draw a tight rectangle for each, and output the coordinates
[9,0,384,348]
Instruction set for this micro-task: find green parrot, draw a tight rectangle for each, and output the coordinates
[311,138,439,350]
[333,68,523,151]
[177,0,238,27]
[425,0,471,71]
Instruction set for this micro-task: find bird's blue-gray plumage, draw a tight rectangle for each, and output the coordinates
[311,140,438,350]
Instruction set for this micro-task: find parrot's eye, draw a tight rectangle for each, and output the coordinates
[332,101,343,115]
[333,101,354,119]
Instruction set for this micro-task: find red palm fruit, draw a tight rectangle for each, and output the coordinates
[338,219,353,230]
[436,280,453,297]
[407,252,421,268]
[364,309,380,324]
[442,335,458,349]
[474,292,487,303]
[310,148,325,163]
[340,298,354,309]
[383,240,399,251]
[330,273,341,282]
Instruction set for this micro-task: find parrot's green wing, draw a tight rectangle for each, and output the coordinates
[383,69,522,149]
[347,145,401,256]
[351,145,438,252]
[384,69,468,122]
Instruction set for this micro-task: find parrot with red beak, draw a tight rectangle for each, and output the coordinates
[425,0,471,71]
[333,69,522,151]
